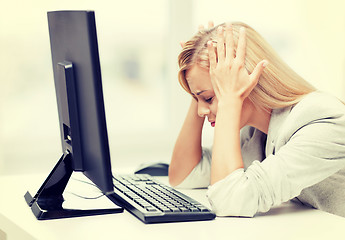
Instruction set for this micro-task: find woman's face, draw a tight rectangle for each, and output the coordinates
[186,64,254,128]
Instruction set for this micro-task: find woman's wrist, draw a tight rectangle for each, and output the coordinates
[217,96,243,112]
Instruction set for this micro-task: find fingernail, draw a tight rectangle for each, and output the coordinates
[263,60,269,67]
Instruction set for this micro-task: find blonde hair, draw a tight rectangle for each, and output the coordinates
[178,22,316,110]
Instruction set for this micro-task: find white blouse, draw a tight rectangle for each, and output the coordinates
[176,91,345,217]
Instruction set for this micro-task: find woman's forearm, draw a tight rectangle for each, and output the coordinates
[207,26,263,185]
[169,99,205,186]
[211,99,244,185]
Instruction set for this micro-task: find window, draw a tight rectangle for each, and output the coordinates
[0,0,194,174]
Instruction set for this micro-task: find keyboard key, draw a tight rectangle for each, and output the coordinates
[125,191,139,199]
[190,208,200,212]
[115,185,130,193]
[179,207,190,212]
[170,207,181,212]
[146,207,158,212]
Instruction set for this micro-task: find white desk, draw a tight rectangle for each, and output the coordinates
[1,172,345,240]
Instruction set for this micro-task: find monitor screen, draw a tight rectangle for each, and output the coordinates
[48,10,113,194]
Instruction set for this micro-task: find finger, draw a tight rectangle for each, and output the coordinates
[207,42,220,96]
[225,23,235,62]
[208,21,214,29]
[180,41,185,48]
[249,60,268,87]
[216,26,225,63]
[207,41,217,70]
[236,27,247,63]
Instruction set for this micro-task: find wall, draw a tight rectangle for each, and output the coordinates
[1,0,344,175]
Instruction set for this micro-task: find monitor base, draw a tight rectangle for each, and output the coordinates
[24,191,123,220]
[24,152,123,220]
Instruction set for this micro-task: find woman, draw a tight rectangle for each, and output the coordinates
[169,22,345,217]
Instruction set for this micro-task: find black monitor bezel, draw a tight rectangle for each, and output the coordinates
[48,10,114,194]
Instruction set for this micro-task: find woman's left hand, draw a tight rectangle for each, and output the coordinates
[207,24,267,106]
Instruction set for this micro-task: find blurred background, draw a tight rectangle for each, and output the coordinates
[1,0,345,175]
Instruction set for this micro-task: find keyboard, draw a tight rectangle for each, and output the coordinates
[109,174,216,223]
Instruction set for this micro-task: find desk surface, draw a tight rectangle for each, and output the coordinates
[1,172,345,240]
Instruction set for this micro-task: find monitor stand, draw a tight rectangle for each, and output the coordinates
[24,151,123,220]
[24,61,123,220]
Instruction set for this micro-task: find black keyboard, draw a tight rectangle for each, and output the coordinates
[109,174,215,223]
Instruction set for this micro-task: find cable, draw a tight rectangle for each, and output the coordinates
[71,177,98,187]
[65,191,105,200]
[67,177,104,200]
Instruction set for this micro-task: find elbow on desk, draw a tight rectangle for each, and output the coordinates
[206,171,263,217]
[168,175,179,188]
[207,190,259,217]
[168,166,184,187]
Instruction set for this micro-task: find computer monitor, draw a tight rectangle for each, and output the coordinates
[24,10,123,219]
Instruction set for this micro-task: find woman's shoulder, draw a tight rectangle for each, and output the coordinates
[270,91,345,142]
[295,91,345,113]
[290,91,345,121]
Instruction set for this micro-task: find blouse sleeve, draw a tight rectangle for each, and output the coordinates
[176,127,260,188]
[174,126,258,189]
[206,114,345,217]
[174,148,212,189]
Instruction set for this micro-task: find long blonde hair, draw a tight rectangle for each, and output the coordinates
[178,22,316,110]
